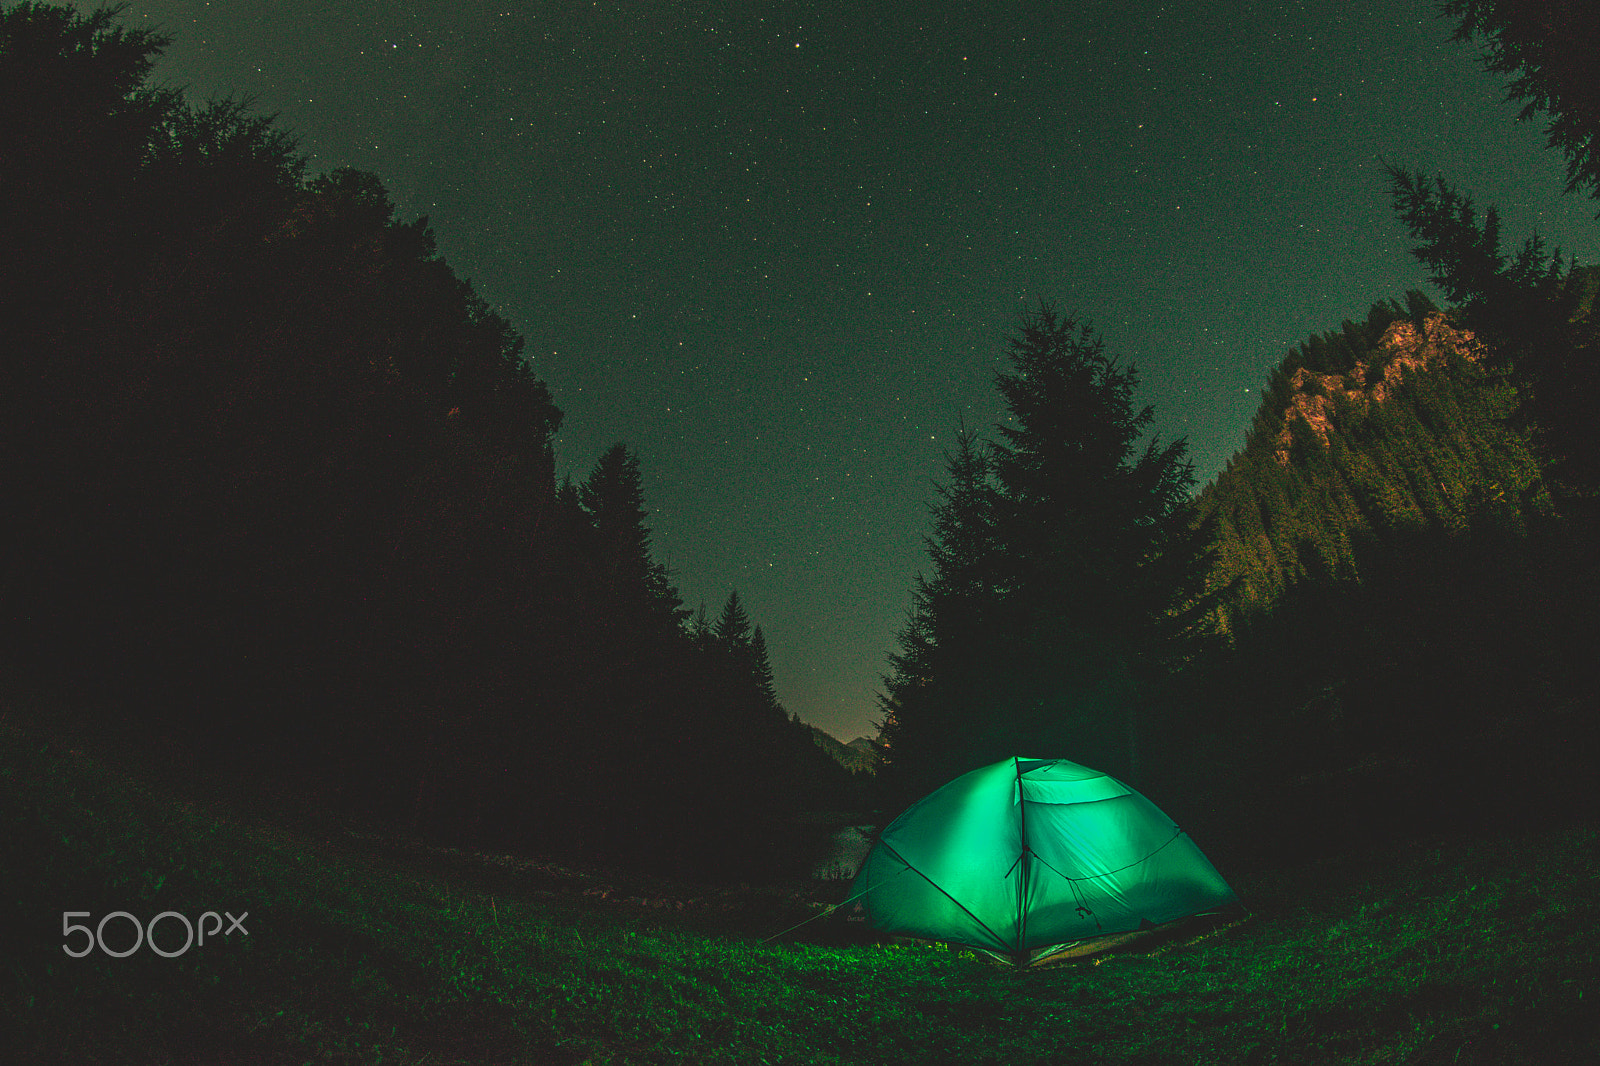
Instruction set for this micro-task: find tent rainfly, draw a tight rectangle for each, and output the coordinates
[848,756,1238,966]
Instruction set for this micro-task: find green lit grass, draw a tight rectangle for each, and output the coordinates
[3,721,1595,1065]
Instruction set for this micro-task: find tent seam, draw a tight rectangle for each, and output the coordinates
[877,839,1010,953]
[1036,826,1187,883]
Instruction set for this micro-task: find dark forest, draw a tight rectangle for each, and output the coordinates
[0,2,860,880]
[4,1,1598,1062]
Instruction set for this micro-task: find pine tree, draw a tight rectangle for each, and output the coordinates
[1442,0,1600,203]
[686,603,713,647]
[1391,0,1600,504]
[708,590,788,728]
[713,589,753,647]
[706,589,769,727]
[877,428,1000,796]
[578,444,684,632]
[1384,167,1572,357]
[748,625,785,724]
[987,306,1208,778]
[879,307,1208,792]
[1386,166,1600,502]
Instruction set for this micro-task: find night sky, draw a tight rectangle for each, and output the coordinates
[99,0,1598,742]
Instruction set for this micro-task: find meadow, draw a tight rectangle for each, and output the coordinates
[3,719,1595,1065]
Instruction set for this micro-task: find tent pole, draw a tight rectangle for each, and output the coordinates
[1013,756,1030,966]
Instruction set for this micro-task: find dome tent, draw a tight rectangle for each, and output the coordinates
[849,757,1238,966]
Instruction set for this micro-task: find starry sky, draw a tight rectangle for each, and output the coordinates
[100,0,1598,742]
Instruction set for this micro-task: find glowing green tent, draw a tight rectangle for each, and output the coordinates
[849,757,1238,965]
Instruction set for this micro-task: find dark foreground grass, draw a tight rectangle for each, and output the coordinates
[3,720,1596,1065]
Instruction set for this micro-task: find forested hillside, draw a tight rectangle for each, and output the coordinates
[1166,274,1600,863]
[1197,294,1559,624]
[0,2,852,878]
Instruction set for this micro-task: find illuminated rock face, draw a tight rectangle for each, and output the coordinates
[1274,313,1486,465]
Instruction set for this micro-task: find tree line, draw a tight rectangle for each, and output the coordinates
[0,2,858,878]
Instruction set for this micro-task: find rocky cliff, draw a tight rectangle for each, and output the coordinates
[1273,313,1488,464]
[1198,298,1550,622]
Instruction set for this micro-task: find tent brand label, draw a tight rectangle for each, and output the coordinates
[62,910,249,958]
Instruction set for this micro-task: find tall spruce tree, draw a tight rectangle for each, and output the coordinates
[877,428,1001,797]
[1387,0,1600,505]
[704,593,787,734]
[879,307,1208,798]
[1441,0,1600,204]
[578,443,684,633]
[987,307,1208,780]
[1386,171,1600,503]
[713,589,753,646]
[748,626,785,724]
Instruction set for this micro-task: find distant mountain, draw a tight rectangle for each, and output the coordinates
[1197,296,1552,627]
[808,727,878,774]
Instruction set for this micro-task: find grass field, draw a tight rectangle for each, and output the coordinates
[3,720,1596,1065]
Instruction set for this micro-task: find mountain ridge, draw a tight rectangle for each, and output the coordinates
[807,726,878,774]
[1271,313,1487,464]
[1198,299,1551,623]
